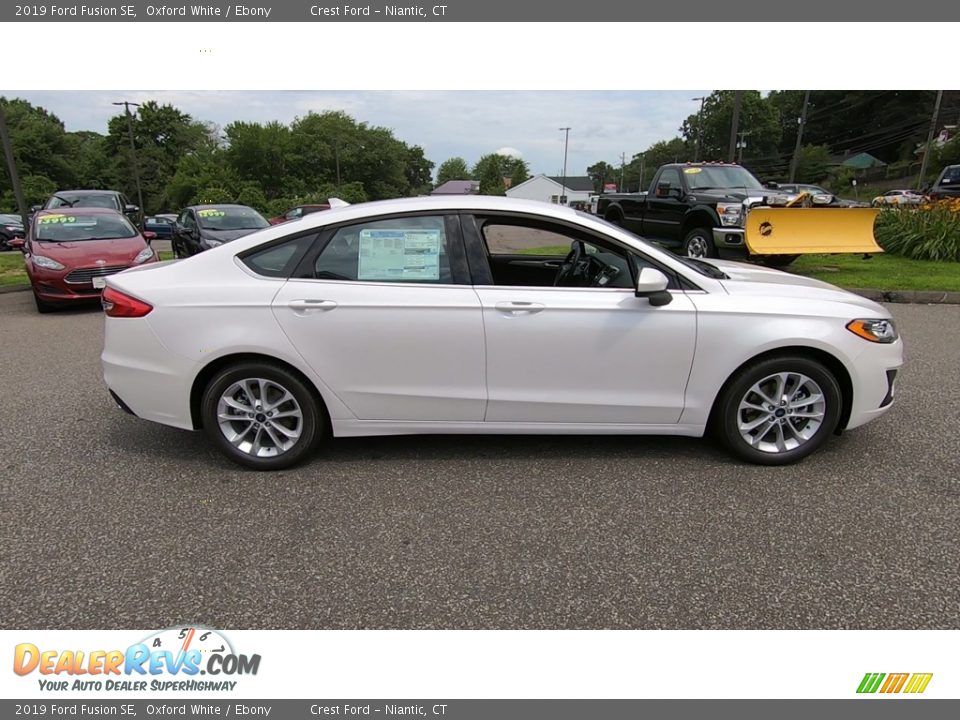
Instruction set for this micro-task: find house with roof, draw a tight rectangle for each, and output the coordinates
[505,174,595,206]
[431,180,480,195]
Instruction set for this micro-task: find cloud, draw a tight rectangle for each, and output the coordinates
[495,147,523,158]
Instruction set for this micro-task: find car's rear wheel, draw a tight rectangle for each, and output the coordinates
[715,356,842,465]
[682,227,717,258]
[201,362,324,470]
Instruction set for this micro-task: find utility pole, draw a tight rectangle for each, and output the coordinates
[558,127,571,205]
[619,152,626,192]
[728,90,744,163]
[638,153,645,191]
[788,90,811,183]
[736,130,751,164]
[112,101,145,226]
[692,96,706,162]
[334,138,341,191]
[918,90,943,190]
[0,103,30,230]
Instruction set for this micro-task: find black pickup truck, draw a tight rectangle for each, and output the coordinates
[596,162,790,260]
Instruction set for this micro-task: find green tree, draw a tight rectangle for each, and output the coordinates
[680,91,781,163]
[190,187,233,205]
[436,157,471,186]
[793,144,831,184]
[0,97,73,208]
[587,161,618,192]
[225,120,297,200]
[473,153,528,195]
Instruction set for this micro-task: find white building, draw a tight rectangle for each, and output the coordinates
[506,174,595,207]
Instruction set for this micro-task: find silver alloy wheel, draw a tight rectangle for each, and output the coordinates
[216,378,303,458]
[737,372,826,454]
[686,235,709,258]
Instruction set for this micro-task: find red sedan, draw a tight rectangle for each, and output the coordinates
[13,208,158,313]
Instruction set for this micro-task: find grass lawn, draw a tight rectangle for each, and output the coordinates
[0,253,27,286]
[789,253,960,292]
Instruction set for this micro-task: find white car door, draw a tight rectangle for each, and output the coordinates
[270,214,486,421]
[472,217,697,425]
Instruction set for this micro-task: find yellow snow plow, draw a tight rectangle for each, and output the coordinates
[745,202,882,256]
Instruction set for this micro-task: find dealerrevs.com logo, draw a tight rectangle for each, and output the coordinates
[857,673,933,695]
[13,627,261,692]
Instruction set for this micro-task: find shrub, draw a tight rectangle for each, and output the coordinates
[875,200,960,261]
[189,187,234,205]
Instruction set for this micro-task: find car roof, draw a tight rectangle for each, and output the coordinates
[52,189,122,196]
[35,207,125,216]
[186,204,256,210]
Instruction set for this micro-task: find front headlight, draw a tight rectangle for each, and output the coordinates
[32,255,65,271]
[133,247,155,264]
[716,202,743,227]
[847,318,898,343]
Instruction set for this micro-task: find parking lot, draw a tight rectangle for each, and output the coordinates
[0,290,958,630]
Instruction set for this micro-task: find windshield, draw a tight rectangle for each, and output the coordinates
[682,166,764,191]
[1,214,23,226]
[46,193,120,210]
[197,206,269,231]
[35,213,138,241]
[938,167,960,185]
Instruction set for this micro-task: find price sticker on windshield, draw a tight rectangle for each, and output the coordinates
[197,209,226,218]
[39,214,76,224]
[683,167,703,174]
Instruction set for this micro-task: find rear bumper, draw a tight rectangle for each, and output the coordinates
[101,317,197,430]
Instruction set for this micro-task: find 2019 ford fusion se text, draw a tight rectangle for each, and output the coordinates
[100,196,902,470]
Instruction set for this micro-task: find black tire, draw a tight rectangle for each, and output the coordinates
[714,355,842,465]
[681,227,717,258]
[33,291,54,314]
[0,232,11,252]
[201,362,325,470]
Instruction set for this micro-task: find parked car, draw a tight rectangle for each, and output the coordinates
[171,204,270,257]
[0,213,25,251]
[775,184,868,208]
[101,196,902,470]
[268,204,331,225]
[143,214,178,239]
[14,208,157,313]
[40,190,140,222]
[871,189,925,207]
[926,165,960,200]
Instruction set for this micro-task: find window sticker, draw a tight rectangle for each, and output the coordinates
[38,214,74,224]
[683,167,703,174]
[357,228,441,281]
[197,209,226,218]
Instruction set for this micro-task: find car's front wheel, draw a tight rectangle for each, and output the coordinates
[682,227,717,258]
[715,356,842,465]
[201,362,325,470]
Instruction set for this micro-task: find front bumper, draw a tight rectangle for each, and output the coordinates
[845,339,904,430]
[713,227,746,249]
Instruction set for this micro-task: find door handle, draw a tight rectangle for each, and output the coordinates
[495,301,545,316]
[288,299,338,312]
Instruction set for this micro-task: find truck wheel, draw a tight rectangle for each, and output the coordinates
[604,208,624,226]
[682,227,717,258]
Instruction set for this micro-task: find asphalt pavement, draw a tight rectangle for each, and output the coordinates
[0,292,958,629]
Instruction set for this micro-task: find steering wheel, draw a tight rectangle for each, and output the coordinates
[553,240,584,287]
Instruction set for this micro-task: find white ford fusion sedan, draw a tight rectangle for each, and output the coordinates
[101,196,902,470]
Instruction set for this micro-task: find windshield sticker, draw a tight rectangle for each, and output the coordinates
[197,209,226,218]
[683,167,703,174]
[38,214,75,224]
[358,229,441,281]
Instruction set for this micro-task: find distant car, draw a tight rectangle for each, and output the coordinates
[143,214,178,239]
[776,184,867,208]
[171,204,270,258]
[927,165,960,201]
[871,189,925,207]
[0,213,25,251]
[268,204,331,225]
[41,190,140,221]
[15,208,157,313]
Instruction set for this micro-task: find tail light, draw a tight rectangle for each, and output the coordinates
[101,286,153,317]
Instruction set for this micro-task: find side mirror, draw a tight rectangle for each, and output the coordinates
[30,205,41,213]
[142,230,157,244]
[655,182,672,198]
[9,238,26,252]
[635,267,672,306]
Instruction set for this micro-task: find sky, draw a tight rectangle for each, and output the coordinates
[9,90,710,178]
